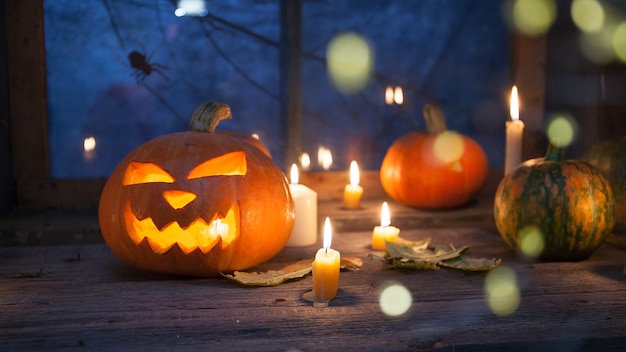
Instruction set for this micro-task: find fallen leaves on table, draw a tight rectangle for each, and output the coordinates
[221,259,312,287]
[369,238,501,272]
[222,257,363,287]
[341,256,363,271]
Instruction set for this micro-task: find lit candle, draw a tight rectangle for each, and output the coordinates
[394,86,404,105]
[505,85,524,175]
[83,136,96,161]
[385,86,394,105]
[311,217,340,307]
[371,202,400,250]
[208,219,228,237]
[299,152,311,171]
[343,161,363,209]
[286,164,318,247]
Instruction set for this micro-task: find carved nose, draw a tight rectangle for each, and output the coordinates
[162,190,197,209]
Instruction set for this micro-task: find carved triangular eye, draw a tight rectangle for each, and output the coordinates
[123,162,175,185]
[188,151,247,179]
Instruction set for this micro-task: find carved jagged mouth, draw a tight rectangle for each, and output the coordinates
[123,202,240,255]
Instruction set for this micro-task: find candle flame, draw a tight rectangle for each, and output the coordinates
[510,86,519,122]
[83,136,96,152]
[323,217,332,250]
[318,147,333,170]
[349,160,360,186]
[212,218,222,229]
[290,163,299,184]
[381,201,391,227]
[385,86,394,105]
[394,86,404,105]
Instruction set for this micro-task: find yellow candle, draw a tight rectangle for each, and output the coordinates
[343,161,363,209]
[286,164,318,247]
[505,86,524,175]
[312,217,340,307]
[371,202,400,250]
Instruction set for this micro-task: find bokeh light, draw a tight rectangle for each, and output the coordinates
[83,136,96,152]
[433,131,465,165]
[326,32,373,93]
[512,0,557,36]
[379,283,412,317]
[394,86,404,105]
[546,114,578,148]
[613,22,626,62]
[518,226,544,259]
[299,152,311,170]
[484,266,520,317]
[579,25,617,64]
[385,86,394,105]
[571,0,605,33]
[317,146,333,170]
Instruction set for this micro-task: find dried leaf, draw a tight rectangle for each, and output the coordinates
[439,256,502,271]
[386,241,469,263]
[222,256,364,286]
[368,253,439,270]
[341,256,363,271]
[222,259,312,287]
[390,258,440,270]
[372,237,501,272]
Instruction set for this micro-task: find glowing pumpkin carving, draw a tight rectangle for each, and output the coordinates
[98,102,295,277]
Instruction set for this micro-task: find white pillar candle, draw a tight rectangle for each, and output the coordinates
[505,86,524,175]
[286,164,318,247]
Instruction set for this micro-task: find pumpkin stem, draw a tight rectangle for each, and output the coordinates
[545,143,562,161]
[189,102,232,133]
[423,103,448,135]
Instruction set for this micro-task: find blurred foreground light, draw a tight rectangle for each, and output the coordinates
[484,266,520,317]
[433,131,465,165]
[379,283,412,317]
[580,26,616,64]
[613,22,626,62]
[547,114,578,148]
[175,0,208,17]
[518,226,544,259]
[571,0,604,33]
[512,0,557,36]
[326,32,373,93]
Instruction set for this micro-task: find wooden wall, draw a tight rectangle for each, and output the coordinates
[0,0,15,213]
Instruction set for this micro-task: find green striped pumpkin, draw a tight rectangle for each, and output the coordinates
[581,137,626,234]
[494,143,616,261]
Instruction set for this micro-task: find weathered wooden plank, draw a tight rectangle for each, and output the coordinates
[1,225,625,351]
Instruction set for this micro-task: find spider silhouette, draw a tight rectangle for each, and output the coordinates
[120,46,169,82]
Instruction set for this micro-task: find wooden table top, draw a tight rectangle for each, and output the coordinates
[1,199,625,351]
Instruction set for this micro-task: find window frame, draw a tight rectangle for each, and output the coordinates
[4,0,546,211]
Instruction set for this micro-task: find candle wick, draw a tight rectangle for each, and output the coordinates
[325,247,328,254]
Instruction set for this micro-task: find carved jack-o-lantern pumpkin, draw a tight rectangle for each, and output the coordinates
[98,103,295,277]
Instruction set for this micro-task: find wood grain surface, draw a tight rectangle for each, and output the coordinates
[1,216,625,351]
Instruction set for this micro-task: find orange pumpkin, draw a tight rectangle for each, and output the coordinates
[218,130,271,158]
[380,104,489,209]
[98,102,295,277]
